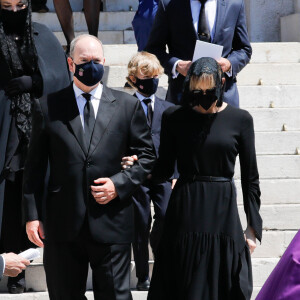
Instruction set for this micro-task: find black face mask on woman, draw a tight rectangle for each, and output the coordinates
[135,77,159,96]
[73,60,104,87]
[1,8,28,34]
[191,88,218,110]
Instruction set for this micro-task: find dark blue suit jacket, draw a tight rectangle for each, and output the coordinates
[135,94,179,179]
[145,0,252,107]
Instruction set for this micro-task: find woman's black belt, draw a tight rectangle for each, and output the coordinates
[180,175,232,182]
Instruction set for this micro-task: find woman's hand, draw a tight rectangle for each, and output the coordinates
[5,75,33,97]
[121,155,138,169]
[244,226,257,255]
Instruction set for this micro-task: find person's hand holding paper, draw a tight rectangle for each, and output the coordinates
[193,41,231,73]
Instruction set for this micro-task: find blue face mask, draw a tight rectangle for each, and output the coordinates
[135,77,159,96]
[73,60,104,86]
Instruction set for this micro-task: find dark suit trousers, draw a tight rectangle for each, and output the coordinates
[132,181,172,281]
[44,221,132,300]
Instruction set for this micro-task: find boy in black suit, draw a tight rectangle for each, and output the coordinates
[126,52,177,291]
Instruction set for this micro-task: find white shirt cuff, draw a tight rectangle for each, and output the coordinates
[172,60,181,79]
[226,65,233,77]
[1,255,5,274]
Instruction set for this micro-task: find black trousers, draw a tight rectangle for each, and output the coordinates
[43,223,132,300]
[0,172,34,253]
[132,181,172,282]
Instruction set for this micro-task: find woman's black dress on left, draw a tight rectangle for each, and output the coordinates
[0,16,70,257]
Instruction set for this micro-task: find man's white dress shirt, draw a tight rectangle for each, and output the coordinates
[73,83,103,130]
[135,92,155,115]
[172,0,231,78]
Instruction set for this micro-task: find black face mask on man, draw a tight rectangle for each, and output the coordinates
[73,60,104,87]
[135,77,159,96]
[191,88,218,110]
[1,8,28,34]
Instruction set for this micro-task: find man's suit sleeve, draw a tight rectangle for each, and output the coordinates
[23,99,48,222]
[227,0,252,78]
[110,100,156,201]
[0,255,4,279]
[145,1,180,76]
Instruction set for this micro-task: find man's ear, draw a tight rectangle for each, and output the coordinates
[67,57,75,73]
[129,75,136,84]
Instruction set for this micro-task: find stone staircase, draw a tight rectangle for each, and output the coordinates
[1,1,300,298]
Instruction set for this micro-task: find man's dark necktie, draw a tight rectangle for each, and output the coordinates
[198,0,211,43]
[143,98,153,127]
[82,93,95,146]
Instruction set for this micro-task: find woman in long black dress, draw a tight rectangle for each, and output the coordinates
[144,57,263,300]
[0,0,70,293]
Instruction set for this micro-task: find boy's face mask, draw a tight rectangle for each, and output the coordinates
[135,77,159,96]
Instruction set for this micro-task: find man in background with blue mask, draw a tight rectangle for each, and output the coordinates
[23,34,156,300]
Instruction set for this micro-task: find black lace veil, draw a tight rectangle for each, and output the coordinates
[181,57,225,107]
[0,0,39,146]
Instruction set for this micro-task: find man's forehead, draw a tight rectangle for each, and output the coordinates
[74,39,103,57]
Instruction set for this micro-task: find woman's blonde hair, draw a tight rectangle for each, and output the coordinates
[189,73,216,91]
[126,51,164,87]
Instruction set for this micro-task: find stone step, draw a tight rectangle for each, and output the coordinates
[236,179,300,205]
[56,43,300,64]
[238,63,300,86]
[0,257,279,294]
[46,0,138,12]
[238,204,300,230]
[0,290,263,300]
[255,132,300,155]
[0,291,146,300]
[32,12,135,31]
[102,63,300,87]
[54,30,135,45]
[235,155,300,179]
[116,85,300,109]
[250,42,300,63]
[247,108,300,132]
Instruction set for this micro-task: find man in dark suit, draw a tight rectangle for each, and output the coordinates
[125,51,176,291]
[23,34,156,300]
[145,0,252,107]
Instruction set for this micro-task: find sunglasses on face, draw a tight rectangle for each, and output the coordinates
[191,88,217,96]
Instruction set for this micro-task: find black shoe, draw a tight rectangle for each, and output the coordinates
[7,271,26,294]
[8,284,25,294]
[136,279,150,291]
[32,4,49,13]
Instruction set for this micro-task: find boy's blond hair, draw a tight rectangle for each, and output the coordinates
[126,51,164,88]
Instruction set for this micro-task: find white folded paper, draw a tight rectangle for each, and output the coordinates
[19,248,40,261]
[192,40,224,62]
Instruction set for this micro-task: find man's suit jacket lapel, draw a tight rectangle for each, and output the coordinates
[152,97,163,130]
[66,85,88,156]
[88,84,116,158]
[212,0,227,43]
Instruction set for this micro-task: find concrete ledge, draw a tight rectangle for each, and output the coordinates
[32,12,135,31]
[251,42,300,63]
[236,179,300,205]
[246,108,300,132]
[103,63,300,87]
[235,155,300,179]
[238,204,300,230]
[281,14,300,42]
